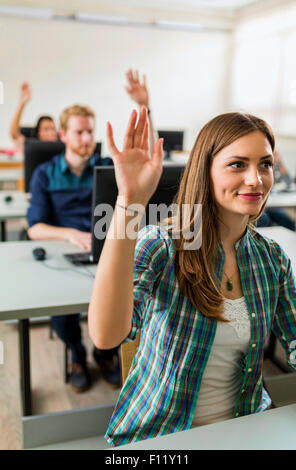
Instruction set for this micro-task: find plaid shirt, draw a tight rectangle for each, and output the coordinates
[105,224,296,447]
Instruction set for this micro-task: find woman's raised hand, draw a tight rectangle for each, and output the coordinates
[19,82,32,105]
[107,107,163,207]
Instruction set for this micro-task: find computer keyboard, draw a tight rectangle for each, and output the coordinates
[63,252,94,265]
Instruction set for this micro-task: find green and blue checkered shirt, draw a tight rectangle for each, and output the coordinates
[105,224,296,447]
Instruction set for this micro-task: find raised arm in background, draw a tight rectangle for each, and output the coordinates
[9,82,32,142]
[88,107,163,350]
[125,69,158,155]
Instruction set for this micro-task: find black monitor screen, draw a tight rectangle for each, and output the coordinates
[91,165,185,263]
[158,130,184,155]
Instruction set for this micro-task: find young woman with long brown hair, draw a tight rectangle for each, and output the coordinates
[88,107,296,447]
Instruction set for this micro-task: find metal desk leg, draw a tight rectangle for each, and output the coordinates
[1,220,6,242]
[18,319,32,416]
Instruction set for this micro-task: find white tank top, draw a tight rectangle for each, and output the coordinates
[191,296,251,428]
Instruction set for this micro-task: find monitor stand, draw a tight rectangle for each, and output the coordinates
[164,150,171,160]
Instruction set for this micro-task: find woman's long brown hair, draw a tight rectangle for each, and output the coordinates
[168,112,275,321]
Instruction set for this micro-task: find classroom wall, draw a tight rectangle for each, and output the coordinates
[0,15,232,154]
[231,1,296,177]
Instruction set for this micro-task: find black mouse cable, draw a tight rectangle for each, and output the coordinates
[75,263,95,279]
[76,262,96,278]
[42,261,95,279]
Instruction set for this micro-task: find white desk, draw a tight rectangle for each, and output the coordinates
[26,403,296,450]
[0,240,96,416]
[0,239,96,321]
[0,190,30,217]
[0,191,30,240]
[0,153,23,164]
[118,404,296,450]
[267,190,296,209]
[257,226,296,269]
[0,169,23,182]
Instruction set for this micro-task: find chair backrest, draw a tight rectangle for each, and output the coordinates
[24,139,65,192]
[24,139,102,192]
[20,126,36,138]
[120,332,141,384]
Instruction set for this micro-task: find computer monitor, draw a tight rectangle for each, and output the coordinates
[90,165,185,263]
[157,130,184,159]
[24,139,102,192]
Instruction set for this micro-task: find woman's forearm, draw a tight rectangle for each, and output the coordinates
[10,102,25,141]
[88,204,142,350]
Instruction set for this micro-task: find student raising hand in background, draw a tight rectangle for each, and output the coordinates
[19,81,32,105]
[125,69,157,154]
[125,69,149,108]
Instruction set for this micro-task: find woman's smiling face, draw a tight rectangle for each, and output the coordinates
[210,131,274,219]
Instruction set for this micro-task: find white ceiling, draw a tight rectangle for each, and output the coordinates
[0,0,276,29]
[99,0,263,10]
[0,0,265,14]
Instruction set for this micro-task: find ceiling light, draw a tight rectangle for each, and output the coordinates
[155,20,203,31]
[76,11,129,25]
[0,4,53,19]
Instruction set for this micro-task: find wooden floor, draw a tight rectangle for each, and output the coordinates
[0,320,121,450]
[0,221,288,450]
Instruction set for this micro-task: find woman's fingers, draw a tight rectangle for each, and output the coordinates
[106,122,120,158]
[126,68,133,83]
[108,107,150,157]
[134,107,147,148]
[123,109,138,150]
[141,122,149,152]
[152,138,164,167]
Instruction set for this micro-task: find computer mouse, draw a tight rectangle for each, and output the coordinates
[32,247,46,261]
[4,195,13,203]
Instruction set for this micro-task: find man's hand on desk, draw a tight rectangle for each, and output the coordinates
[28,223,92,251]
[66,229,92,251]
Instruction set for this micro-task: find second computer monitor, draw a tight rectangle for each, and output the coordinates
[91,165,185,263]
[158,130,184,159]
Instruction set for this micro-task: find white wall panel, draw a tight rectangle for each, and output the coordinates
[0,16,231,153]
